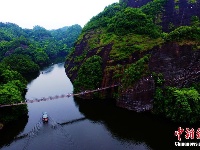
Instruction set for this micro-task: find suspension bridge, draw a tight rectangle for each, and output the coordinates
[0,84,119,108]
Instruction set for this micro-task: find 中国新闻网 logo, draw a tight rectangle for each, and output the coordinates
[174,127,200,147]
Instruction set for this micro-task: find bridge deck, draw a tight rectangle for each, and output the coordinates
[0,85,118,108]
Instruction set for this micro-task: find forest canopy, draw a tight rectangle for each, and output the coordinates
[0,23,82,67]
[0,22,82,107]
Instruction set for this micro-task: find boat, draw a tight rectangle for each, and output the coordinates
[42,112,48,122]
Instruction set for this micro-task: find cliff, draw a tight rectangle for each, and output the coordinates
[123,0,200,32]
[65,0,200,116]
[117,43,200,112]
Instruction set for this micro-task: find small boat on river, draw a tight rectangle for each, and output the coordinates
[42,112,48,123]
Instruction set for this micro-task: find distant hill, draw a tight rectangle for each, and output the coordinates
[0,23,82,65]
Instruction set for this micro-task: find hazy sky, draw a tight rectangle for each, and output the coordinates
[0,0,119,29]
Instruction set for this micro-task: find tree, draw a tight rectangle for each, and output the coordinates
[1,54,39,74]
[154,87,200,124]
[74,55,103,92]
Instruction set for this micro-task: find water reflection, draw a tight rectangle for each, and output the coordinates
[74,97,181,150]
[40,65,54,74]
[0,106,28,148]
[57,63,65,68]
[23,72,40,83]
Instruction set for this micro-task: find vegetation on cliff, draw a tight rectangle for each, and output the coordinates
[74,55,103,93]
[71,2,164,63]
[154,87,200,124]
[66,2,166,88]
[165,25,200,42]
[153,72,200,124]
[66,1,200,123]
[122,55,150,88]
[107,7,161,38]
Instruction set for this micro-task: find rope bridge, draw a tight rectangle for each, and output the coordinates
[0,84,119,108]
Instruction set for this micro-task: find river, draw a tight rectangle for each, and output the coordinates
[1,63,182,150]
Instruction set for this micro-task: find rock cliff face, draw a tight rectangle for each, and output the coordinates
[162,0,200,31]
[65,31,113,82]
[117,43,200,112]
[65,0,200,112]
[123,0,200,32]
[149,43,200,88]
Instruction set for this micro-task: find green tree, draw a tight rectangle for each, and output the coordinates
[33,49,49,65]
[1,54,39,74]
[0,82,24,104]
[107,7,161,37]
[0,63,27,105]
[154,87,200,124]
[122,55,150,88]
[74,55,103,92]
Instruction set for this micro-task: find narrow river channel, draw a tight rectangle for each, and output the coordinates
[1,63,180,150]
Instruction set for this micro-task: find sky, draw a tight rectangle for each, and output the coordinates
[0,0,119,30]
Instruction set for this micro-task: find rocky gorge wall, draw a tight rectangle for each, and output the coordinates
[149,43,200,88]
[161,0,200,32]
[65,0,200,112]
[123,0,200,32]
[66,38,200,112]
[117,43,200,112]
